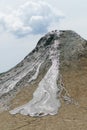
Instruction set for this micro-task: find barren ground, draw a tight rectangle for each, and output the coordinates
[0,58,87,130]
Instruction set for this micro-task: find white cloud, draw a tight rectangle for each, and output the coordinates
[0,1,64,37]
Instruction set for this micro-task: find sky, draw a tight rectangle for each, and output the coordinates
[0,0,87,73]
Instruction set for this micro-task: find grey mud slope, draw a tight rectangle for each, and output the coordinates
[0,30,87,114]
[10,39,61,117]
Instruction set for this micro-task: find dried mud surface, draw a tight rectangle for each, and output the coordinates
[0,58,87,130]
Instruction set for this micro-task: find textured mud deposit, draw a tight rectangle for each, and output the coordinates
[10,35,61,117]
[0,30,87,117]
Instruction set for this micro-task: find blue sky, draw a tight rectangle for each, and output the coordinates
[0,0,87,72]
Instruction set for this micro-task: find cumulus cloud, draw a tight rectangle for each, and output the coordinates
[0,1,64,37]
